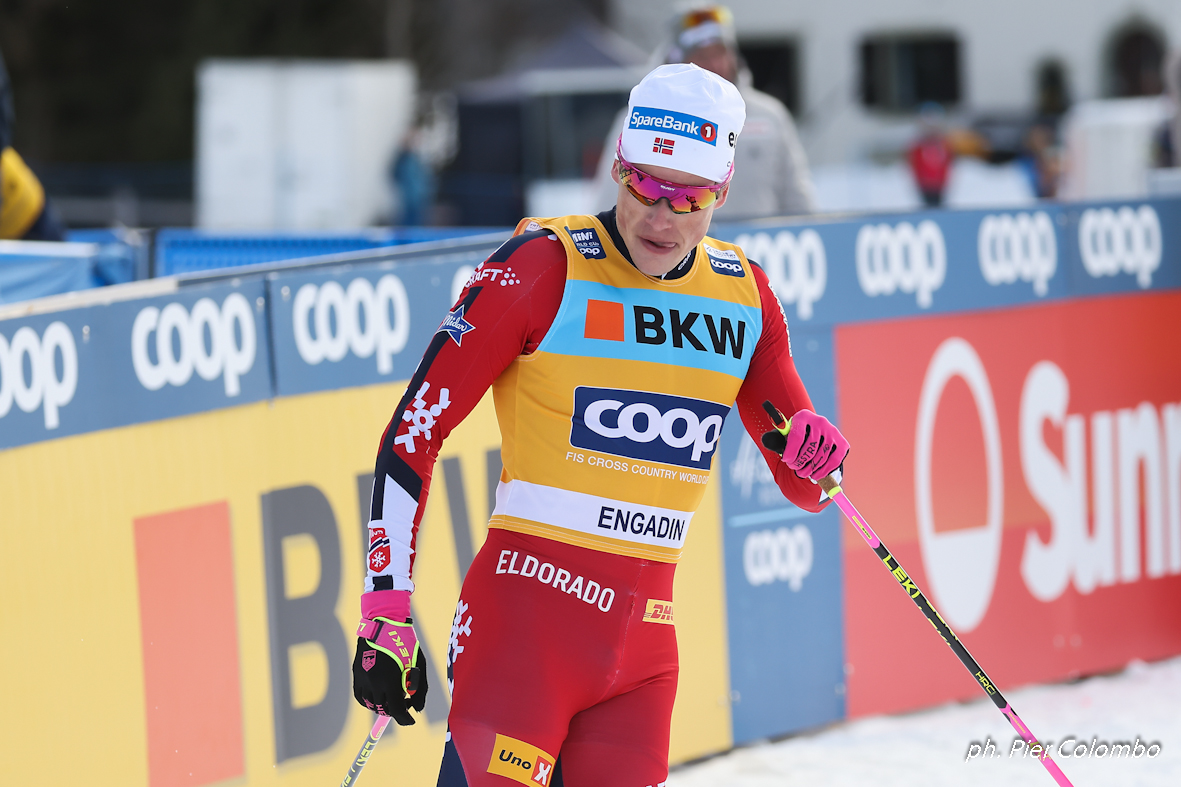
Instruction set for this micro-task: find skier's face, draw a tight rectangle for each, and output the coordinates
[612,159,728,277]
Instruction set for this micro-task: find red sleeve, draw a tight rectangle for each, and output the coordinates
[734,262,831,513]
[364,230,567,595]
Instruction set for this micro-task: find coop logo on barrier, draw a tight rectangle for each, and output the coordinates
[856,220,946,308]
[734,229,826,320]
[1078,205,1161,288]
[292,275,410,373]
[132,294,256,396]
[0,322,77,429]
[977,211,1057,296]
[571,386,728,470]
[743,525,813,589]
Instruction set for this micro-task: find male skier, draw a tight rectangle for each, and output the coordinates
[352,63,849,786]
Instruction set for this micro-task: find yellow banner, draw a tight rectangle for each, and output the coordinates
[0,381,731,784]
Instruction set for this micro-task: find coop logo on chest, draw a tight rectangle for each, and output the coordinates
[703,244,745,277]
[571,386,728,470]
[566,226,605,259]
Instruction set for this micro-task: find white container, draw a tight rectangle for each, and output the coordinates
[196,59,416,229]
[1059,96,1171,201]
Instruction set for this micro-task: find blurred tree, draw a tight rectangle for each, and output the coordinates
[0,0,603,163]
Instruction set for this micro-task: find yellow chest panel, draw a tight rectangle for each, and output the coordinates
[489,214,763,562]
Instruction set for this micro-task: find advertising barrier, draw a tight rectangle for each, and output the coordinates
[834,292,1181,717]
[1,197,1179,782]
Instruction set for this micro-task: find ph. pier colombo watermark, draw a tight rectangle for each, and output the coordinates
[965,736,1162,762]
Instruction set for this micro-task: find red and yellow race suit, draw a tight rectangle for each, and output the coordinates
[364,210,827,786]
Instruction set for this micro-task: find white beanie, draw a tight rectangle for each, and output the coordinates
[620,63,745,183]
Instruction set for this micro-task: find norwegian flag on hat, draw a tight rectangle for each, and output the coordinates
[653,136,675,155]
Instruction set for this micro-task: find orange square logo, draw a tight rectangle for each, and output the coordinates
[584,299,624,341]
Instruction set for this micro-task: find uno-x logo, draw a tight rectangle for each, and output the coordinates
[292,275,410,373]
[583,300,747,359]
[628,106,718,146]
[487,733,556,786]
[1078,205,1161,288]
[571,386,728,470]
[977,212,1057,296]
[703,244,745,278]
[132,293,257,396]
[0,321,77,430]
[566,226,605,258]
[734,230,826,319]
[855,220,946,308]
[643,599,674,624]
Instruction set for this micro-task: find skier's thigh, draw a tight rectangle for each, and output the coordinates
[440,719,563,786]
[556,674,677,787]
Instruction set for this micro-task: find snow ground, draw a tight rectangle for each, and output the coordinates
[670,656,1181,787]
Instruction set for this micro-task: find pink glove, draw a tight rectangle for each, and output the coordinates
[780,409,849,481]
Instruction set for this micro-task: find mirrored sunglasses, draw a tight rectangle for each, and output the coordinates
[616,137,731,214]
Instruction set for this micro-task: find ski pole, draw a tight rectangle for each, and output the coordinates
[762,401,1074,787]
[339,714,391,787]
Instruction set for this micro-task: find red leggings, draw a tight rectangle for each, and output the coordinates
[437,528,677,787]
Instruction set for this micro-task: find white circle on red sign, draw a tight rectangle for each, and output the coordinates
[914,337,1004,633]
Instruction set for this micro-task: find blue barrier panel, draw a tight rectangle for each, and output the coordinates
[709,199,1179,328]
[156,227,506,276]
[0,240,137,305]
[267,249,498,397]
[0,277,270,450]
[66,228,149,283]
[717,325,845,743]
[1062,199,1181,295]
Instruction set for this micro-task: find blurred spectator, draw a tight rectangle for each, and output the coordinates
[0,46,65,241]
[1162,50,1181,168]
[391,127,437,226]
[591,4,815,219]
[1018,122,1061,198]
[907,103,953,207]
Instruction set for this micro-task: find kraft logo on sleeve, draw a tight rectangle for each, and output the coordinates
[488,733,556,785]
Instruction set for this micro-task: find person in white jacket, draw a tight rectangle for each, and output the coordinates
[591,5,815,219]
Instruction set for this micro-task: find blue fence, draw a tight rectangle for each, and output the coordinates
[154,227,505,276]
[0,238,138,306]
